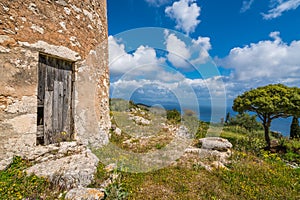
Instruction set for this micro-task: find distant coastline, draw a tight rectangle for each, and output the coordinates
[134,101,292,137]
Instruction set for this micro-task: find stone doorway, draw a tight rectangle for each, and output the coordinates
[37,54,75,145]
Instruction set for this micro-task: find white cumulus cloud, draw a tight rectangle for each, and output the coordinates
[164,31,191,68]
[191,36,212,65]
[109,33,225,108]
[108,36,163,76]
[111,75,226,108]
[164,30,212,68]
[219,32,300,82]
[262,0,300,19]
[165,0,201,35]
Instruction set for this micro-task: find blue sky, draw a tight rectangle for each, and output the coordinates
[107,0,300,112]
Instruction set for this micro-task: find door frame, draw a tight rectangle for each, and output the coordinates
[37,52,75,145]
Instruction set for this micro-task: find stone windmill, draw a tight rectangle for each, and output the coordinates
[0,0,110,160]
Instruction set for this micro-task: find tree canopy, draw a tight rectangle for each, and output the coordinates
[233,84,300,148]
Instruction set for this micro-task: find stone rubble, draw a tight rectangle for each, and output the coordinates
[129,115,151,125]
[128,108,151,125]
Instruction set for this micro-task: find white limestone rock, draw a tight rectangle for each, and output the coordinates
[26,148,99,190]
[114,127,122,136]
[199,137,232,152]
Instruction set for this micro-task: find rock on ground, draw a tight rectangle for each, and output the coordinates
[184,137,233,171]
[114,127,122,136]
[129,115,151,125]
[0,141,85,170]
[199,137,232,151]
[65,187,105,200]
[176,125,192,139]
[1,141,105,198]
[26,147,99,190]
[0,157,13,171]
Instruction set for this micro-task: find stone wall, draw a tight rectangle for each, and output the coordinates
[0,0,110,159]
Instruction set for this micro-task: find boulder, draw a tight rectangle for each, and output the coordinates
[0,142,85,171]
[185,147,231,165]
[199,137,232,152]
[184,137,233,171]
[26,148,99,190]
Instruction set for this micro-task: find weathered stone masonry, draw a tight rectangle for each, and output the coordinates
[0,0,110,160]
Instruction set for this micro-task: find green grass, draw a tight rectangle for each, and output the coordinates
[221,129,266,153]
[120,166,224,199]
[0,156,61,200]
[97,123,300,200]
[215,153,300,200]
[101,148,299,200]
[111,111,167,138]
[103,108,300,199]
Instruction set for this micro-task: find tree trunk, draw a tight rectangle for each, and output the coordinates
[263,122,271,149]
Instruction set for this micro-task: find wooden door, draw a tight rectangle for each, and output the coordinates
[37,54,74,145]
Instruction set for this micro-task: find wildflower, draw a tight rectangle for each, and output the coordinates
[241,152,247,157]
[61,131,67,135]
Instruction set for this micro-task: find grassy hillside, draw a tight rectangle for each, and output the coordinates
[98,100,300,199]
[94,126,299,200]
[1,99,299,199]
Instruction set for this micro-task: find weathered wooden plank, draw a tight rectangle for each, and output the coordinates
[57,81,64,134]
[52,81,59,140]
[62,70,71,135]
[44,91,53,145]
[68,70,73,139]
[46,63,54,91]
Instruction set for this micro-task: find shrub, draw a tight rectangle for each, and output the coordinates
[166,109,181,124]
[228,113,263,133]
[194,121,209,139]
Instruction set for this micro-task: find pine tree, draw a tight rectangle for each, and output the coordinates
[225,112,230,124]
[290,116,300,139]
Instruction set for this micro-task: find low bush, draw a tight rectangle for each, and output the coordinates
[166,109,181,124]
